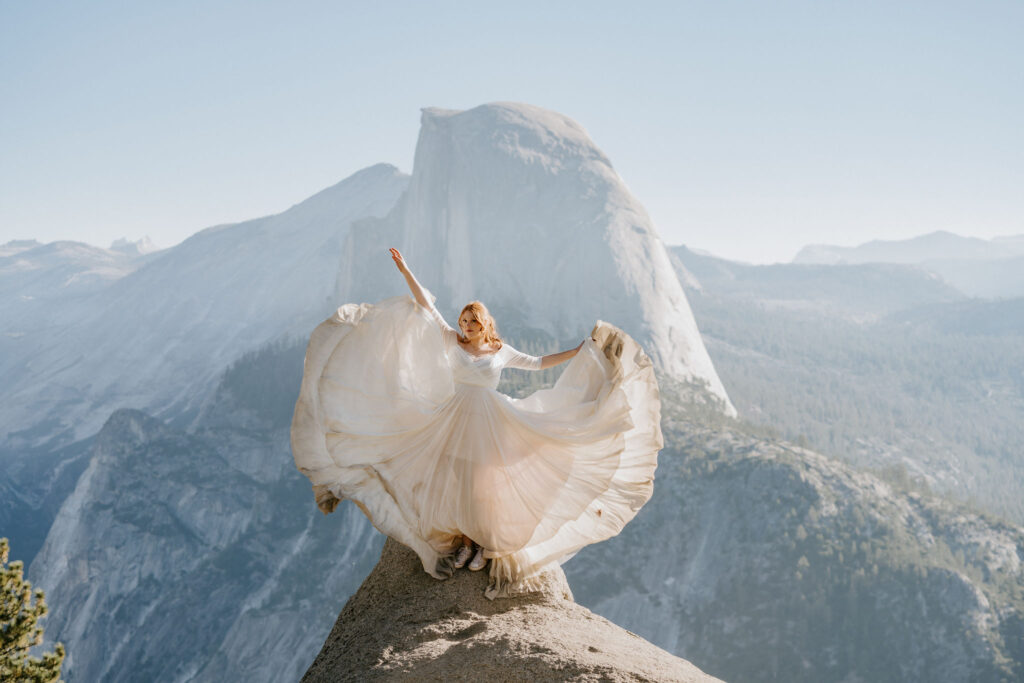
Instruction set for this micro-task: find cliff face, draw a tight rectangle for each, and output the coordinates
[303,538,722,683]
[566,421,1024,683]
[28,342,387,683]
[340,102,735,415]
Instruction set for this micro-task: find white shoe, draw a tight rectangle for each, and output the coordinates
[453,544,472,569]
[468,546,487,571]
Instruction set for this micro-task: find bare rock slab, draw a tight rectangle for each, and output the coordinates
[302,539,724,682]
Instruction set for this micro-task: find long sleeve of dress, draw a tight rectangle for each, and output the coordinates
[501,344,543,371]
[424,300,459,347]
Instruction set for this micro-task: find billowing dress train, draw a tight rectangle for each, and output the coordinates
[290,295,662,598]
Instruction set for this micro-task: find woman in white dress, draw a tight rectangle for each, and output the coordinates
[291,248,663,598]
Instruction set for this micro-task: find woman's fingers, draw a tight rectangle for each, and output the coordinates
[389,247,410,273]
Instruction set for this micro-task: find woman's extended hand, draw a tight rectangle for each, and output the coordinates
[540,340,587,370]
[389,247,409,273]
[390,248,431,308]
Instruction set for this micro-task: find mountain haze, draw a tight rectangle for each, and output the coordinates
[794,230,1024,298]
[0,164,408,451]
[11,102,1023,682]
[671,245,1024,523]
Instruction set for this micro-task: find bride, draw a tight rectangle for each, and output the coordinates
[291,248,662,598]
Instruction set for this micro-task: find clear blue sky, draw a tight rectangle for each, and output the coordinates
[2,0,1021,263]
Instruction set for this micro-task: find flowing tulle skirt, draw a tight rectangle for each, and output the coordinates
[291,296,662,597]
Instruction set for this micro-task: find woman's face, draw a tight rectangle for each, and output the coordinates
[458,312,483,340]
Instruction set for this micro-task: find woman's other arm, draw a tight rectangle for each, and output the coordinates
[539,341,585,370]
[505,341,586,371]
[389,248,431,308]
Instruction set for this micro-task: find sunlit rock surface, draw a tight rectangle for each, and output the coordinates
[303,539,722,683]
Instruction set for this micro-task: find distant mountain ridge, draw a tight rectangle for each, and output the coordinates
[794,230,1024,265]
[671,244,1024,524]
[0,163,409,451]
[793,230,1024,298]
[0,238,157,300]
[1,239,44,257]
[672,244,963,321]
[109,236,161,255]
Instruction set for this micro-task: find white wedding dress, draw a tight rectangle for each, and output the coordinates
[291,295,662,598]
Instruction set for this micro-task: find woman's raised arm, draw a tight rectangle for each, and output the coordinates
[390,248,431,309]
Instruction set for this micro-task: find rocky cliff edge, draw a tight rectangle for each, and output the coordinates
[302,538,723,682]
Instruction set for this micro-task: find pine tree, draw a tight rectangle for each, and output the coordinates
[1,538,64,682]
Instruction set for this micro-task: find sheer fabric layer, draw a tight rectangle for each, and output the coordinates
[291,296,662,597]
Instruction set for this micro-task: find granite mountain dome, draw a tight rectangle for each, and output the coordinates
[340,102,735,415]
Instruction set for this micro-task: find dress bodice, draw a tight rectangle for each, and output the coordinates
[449,345,505,388]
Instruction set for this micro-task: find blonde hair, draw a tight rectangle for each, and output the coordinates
[458,301,502,347]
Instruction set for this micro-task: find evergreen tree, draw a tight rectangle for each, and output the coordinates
[1,538,64,682]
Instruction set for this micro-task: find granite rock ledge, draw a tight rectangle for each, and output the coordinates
[302,539,724,682]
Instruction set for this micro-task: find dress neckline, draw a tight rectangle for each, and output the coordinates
[456,342,500,359]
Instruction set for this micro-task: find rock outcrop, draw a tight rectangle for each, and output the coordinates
[302,539,722,682]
